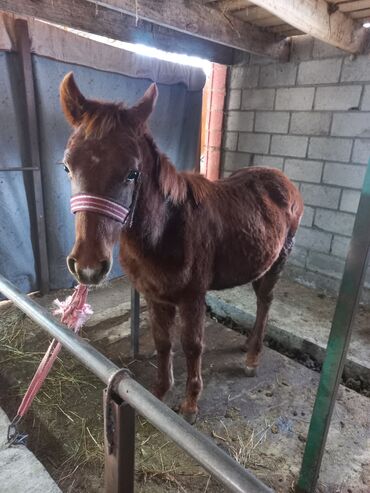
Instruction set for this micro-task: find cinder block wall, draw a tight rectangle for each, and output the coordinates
[222,36,370,300]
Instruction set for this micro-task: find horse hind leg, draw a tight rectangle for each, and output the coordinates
[244,232,295,377]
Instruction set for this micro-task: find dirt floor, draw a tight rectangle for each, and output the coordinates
[1,287,370,493]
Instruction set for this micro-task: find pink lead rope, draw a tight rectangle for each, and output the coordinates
[8,284,92,445]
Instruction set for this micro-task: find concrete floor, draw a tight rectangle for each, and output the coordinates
[207,276,370,385]
[1,276,370,492]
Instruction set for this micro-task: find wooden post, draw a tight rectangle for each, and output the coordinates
[14,19,50,294]
[104,390,136,493]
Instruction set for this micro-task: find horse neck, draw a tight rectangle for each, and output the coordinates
[128,134,170,246]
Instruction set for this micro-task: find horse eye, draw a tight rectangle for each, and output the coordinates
[126,170,139,182]
[63,165,70,173]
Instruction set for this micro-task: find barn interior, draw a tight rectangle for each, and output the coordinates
[0,1,370,492]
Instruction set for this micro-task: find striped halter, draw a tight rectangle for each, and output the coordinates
[70,170,140,225]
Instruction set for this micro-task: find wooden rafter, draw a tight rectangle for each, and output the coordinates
[246,0,369,53]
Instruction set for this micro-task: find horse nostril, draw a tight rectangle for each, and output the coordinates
[67,256,77,275]
[100,260,110,277]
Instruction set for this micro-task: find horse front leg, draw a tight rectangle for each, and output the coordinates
[148,300,176,400]
[178,297,205,424]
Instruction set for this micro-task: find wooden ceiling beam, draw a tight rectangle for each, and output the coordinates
[85,0,289,60]
[247,0,369,53]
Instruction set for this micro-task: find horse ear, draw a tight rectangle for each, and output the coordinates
[131,83,158,124]
[60,72,86,127]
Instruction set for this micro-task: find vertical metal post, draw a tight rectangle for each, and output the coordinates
[15,19,50,294]
[130,287,140,357]
[297,160,370,493]
[104,390,136,493]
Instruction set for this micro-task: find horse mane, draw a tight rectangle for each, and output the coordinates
[81,101,129,139]
[145,134,212,206]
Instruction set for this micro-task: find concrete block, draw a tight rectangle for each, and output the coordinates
[270,135,308,157]
[290,112,331,135]
[259,63,297,87]
[242,89,275,110]
[301,183,340,209]
[249,54,275,65]
[361,85,370,111]
[298,59,342,85]
[312,39,346,58]
[331,235,350,258]
[226,111,254,132]
[307,251,345,280]
[227,89,241,110]
[284,158,323,183]
[289,244,308,268]
[253,154,284,169]
[296,226,332,253]
[314,209,355,236]
[314,86,362,111]
[332,113,370,137]
[290,35,313,63]
[229,65,259,89]
[275,87,315,110]
[300,206,314,227]
[340,189,361,213]
[323,163,366,189]
[341,55,370,82]
[222,151,252,171]
[308,137,352,162]
[255,111,289,133]
[352,139,370,164]
[238,133,270,154]
[223,132,238,151]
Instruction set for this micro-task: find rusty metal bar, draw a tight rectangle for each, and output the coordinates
[0,273,273,493]
[15,19,50,294]
[104,391,135,493]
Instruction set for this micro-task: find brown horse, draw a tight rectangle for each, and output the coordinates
[60,72,304,423]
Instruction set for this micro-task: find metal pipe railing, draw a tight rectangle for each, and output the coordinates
[0,274,273,493]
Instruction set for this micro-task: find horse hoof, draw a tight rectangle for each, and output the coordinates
[245,366,257,377]
[180,410,198,425]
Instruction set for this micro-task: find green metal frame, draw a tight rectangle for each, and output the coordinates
[297,158,370,493]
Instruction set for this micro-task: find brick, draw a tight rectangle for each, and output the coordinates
[314,209,355,236]
[230,65,260,89]
[341,55,370,82]
[259,63,297,87]
[307,251,345,280]
[331,113,370,137]
[301,183,340,209]
[290,112,331,135]
[323,163,366,189]
[238,133,270,154]
[222,151,252,171]
[314,86,362,111]
[352,139,370,164]
[255,111,289,133]
[270,135,308,157]
[308,137,352,162]
[227,90,241,110]
[223,132,238,151]
[226,111,254,132]
[250,55,275,65]
[284,158,323,183]
[312,39,346,59]
[340,189,361,213]
[275,87,315,110]
[361,85,370,111]
[242,89,275,110]
[300,206,314,227]
[296,227,332,253]
[331,235,350,258]
[298,59,342,85]
[253,154,284,169]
